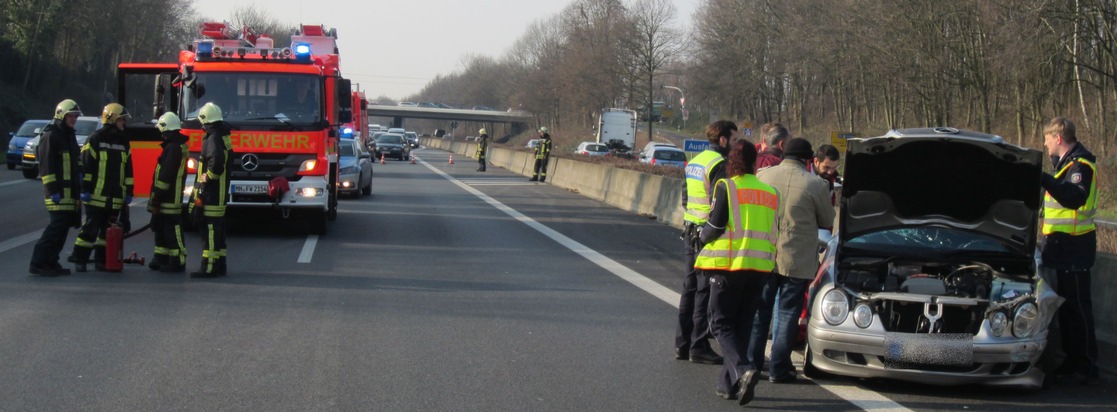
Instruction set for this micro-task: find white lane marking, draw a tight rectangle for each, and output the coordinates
[0,230,43,254]
[298,235,318,263]
[419,156,912,412]
[419,158,679,306]
[0,179,33,188]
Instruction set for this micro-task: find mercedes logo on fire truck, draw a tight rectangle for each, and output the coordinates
[241,154,260,171]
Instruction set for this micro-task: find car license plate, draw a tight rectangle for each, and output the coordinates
[883,332,973,367]
[233,184,268,194]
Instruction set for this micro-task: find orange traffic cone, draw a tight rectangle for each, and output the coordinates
[448,154,454,164]
[380,153,386,164]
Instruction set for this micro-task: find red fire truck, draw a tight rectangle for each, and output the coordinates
[118,22,353,234]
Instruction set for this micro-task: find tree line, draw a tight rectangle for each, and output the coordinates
[407,0,1115,157]
[0,1,290,133]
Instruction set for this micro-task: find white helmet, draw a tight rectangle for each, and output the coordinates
[198,102,223,124]
[54,99,83,120]
[479,128,487,135]
[157,112,182,132]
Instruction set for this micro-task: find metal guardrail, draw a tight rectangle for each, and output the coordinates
[1098,220,1117,229]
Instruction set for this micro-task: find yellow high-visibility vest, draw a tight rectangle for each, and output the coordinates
[683,149,724,225]
[1043,158,1097,235]
[695,175,778,272]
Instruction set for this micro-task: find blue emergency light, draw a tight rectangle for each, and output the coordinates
[196,40,215,58]
[341,127,354,138]
[293,43,312,62]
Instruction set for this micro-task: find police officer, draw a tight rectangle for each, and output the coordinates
[147,112,190,273]
[1040,116,1100,385]
[29,99,84,276]
[70,103,133,272]
[675,120,735,364]
[697,139,778,405]
[529,127,551,182]
[191,102,232,278]
[476,128,489,172]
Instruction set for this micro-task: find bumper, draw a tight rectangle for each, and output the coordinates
[338,173,360,194]
[806,319,1046,388]
[185,176,329,211]
[7,151,20,164]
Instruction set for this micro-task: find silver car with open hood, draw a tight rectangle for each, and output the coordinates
[804,127,1061,390]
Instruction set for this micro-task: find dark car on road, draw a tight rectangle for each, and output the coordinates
[7,119,50,170]
[373,133,410,161]
[338,137,372,197]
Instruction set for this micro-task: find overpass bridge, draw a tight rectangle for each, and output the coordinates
[366,105,534,136]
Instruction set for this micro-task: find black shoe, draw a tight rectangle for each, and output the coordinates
[29,265,71,277]
[674,347,689,361]
[769,372,798,384]
[148,259,164,271]
[529,177,538,181]
[160,262,186,273]
[1072,372,1102,386]
[539,179,546,183]
[689,349,723,365]
[737,369,761,406]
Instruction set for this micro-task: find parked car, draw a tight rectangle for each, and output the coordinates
[416,102,437,108]
[372,133,410,160]
[20,116,99,179]
[641,141,676,154]
[337,137,372,197]
[575,141,609,156]
[639,146,687,168]
[804,127,1055,390]
[7,119,50,170]
[404,131,419,148]
[397,102,416,107]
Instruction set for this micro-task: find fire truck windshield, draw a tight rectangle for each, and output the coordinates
[183,73,322,128]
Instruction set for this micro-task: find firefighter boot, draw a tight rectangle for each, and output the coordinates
[93,246,107,272]
[68,245,92,272]
[160,256,185,273]
[190,258,221,278]
[148,254,168,271]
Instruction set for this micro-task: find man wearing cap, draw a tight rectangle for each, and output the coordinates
[749,137,834,383]
[476,128,489,172]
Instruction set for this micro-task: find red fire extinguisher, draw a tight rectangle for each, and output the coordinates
[104,221,124,272]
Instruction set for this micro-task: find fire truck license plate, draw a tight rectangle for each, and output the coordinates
[233,184,268,194]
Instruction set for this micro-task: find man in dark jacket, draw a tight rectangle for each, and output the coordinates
[29,99,84,276]
[529,127,551,182]
[148,112,190,273]
[1040,116,1100,386]
[70,103,133,272]
[476,128,488,172]
[191,102,232,278]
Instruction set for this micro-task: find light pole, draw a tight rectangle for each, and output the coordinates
[662,85,686,130]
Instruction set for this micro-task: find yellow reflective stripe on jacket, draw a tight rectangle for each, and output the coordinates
[694,175,778,272]
[683,150,724,224]
[1042,158,1097,235]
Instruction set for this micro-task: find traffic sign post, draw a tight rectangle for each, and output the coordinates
[830,131,860,153]
[683,139,709,153]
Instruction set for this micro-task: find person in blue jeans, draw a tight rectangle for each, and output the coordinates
[749,137,835,382]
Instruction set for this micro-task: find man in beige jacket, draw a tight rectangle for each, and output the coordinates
[748,137,835,383]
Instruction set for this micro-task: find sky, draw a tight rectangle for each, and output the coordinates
[192,0,700,101]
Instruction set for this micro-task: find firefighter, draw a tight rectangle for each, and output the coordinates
[476,128,488,172]
[29,99,84,276]
[529,127,551,182]
[69,103,133,272]
[191,102,232,278]
[147,112,190,273]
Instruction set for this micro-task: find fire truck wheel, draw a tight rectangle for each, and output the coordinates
[6,163,14,170]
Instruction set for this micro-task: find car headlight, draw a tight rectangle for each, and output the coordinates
[820,289,849,326]
[1012,302,1039,338]
[9,143,18,151]
[852,303,873,328]
[989,311,1009,337]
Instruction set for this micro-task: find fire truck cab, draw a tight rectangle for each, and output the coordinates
[117,22,353,234]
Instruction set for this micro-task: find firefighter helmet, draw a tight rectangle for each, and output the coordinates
[198,102,223,124]
[479,128,487,135]
[54,99,82,120]
[538,126,548,133]
[157,112,182,132]
[101,103,130,124]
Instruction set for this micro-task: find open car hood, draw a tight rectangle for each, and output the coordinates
[840,128,1044,257]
